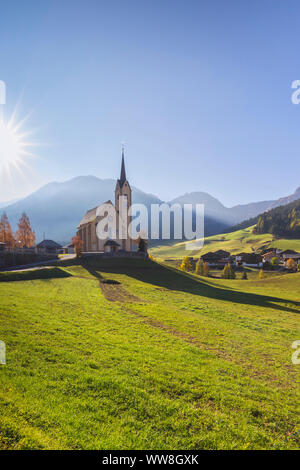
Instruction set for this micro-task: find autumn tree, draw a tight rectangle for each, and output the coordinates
[180,256,192,272]
[286,258,296,271]
[203,261,210,277]
[222,263,236,279]
[258,269,266,280]
[15,213,35,248]
[195,258,204,275]
[72,235,83,258]
[0,212,15,248]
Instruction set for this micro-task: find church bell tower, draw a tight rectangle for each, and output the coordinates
[115,147,132,251]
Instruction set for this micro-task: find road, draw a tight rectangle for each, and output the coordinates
[0,254,76,272]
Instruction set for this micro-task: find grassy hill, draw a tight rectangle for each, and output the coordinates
[150,226,300,260]
[0,258,299,449]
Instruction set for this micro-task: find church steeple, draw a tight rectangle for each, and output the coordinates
[119,146,126,188]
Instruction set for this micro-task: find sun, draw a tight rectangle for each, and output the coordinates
[0,120,23,170]
[0,112,35,173]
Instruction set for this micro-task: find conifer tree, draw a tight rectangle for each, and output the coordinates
[258,269,266,280]
[15,213,35,248]
[0,212,15,248]
[203,261,210,277]
[222,263,236,279]
[195,258,204,275]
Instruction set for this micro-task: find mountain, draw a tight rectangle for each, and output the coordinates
[230,186,300,222]
[0,198,19,209]
[1,177,299,244]
[1,176,162,244]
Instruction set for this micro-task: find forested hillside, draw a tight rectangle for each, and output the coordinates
[254,199,300,237]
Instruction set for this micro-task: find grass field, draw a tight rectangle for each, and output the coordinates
[0,258,299,449]
[150,226,300,260]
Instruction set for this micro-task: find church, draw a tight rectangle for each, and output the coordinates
[77,150,132,253]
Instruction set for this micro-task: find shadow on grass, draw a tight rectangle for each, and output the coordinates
[80,258,300,315]
[0,267,72,282]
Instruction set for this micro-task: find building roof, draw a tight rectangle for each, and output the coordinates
[282,253,300,259]
[63,243,74,248]
[36,239,62,249]
[104,240,120,247]
[78,200,113,227]
[262,251,277,258]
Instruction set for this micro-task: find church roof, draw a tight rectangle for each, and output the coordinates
[78,200,114,227]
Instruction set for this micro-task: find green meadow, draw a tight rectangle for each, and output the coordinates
[0,258,299,449]
[150,226,300,260]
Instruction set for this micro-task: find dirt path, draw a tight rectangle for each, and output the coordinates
[100,282,141,303]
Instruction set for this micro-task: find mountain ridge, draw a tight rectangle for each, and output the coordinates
[1,176,299,244]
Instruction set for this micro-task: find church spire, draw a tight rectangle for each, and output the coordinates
[119,146,126,187]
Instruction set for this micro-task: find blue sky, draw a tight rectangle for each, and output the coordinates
[1,0,300,206]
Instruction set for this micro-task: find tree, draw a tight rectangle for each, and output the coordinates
[0,212,15,248]
[195,258,204,275]
[258,269,266,280]
[138,237,148,253]
[72,236,83,258]
[242,271,248,280]
[203,261,210,277]
[222,263,235,279]
[15,213,35,248]
[180,256,192,272]
[271,257,279,267]
[286,258,296,271]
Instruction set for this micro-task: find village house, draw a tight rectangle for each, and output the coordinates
[235,253,263,267]
[77,150,132,253]
[62,243,75,254]
[36,239,62,255]
[261,251,280,263]
[201,250,231,267]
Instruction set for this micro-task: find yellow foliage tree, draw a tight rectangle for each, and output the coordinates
[180,256,192,272]
[195,258,204,275]
[203,261,210,277]
[258,269,266,280]
[286,258,296,270]
[15,213,35,248]
[0,212,15,248]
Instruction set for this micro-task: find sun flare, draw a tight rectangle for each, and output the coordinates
[0,112,36,174]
